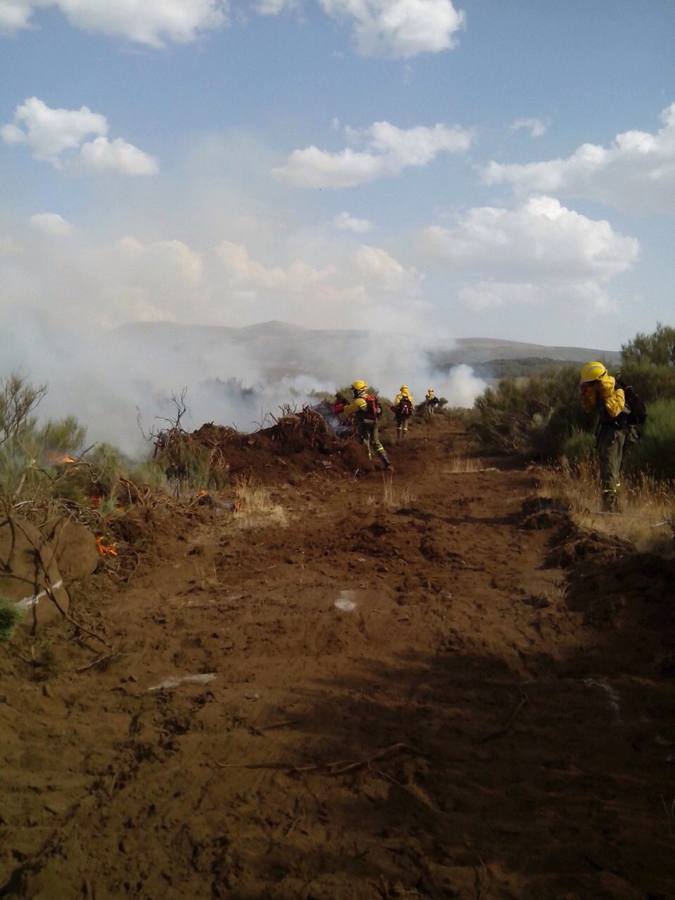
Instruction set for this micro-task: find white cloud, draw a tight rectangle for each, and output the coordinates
[2,97,158,175]
[352,243,419,292]
[510,117,549,138]
[255,0,297,14]
[422,196,638,280]
[217,239,334,291]
[457,279,612,313]
[80,136,159,175]
[216,237,423,328]
[422,196,639,313]
[333,211,373,233]
[485,102,675,213]
[93,237,205,323]
[30,212,73,235]
[1,0,464,57]
[0,0,33,31]
[275,119,472,188]
[0,0,228,46]
[319,0,465,58]
[1,97,107,161]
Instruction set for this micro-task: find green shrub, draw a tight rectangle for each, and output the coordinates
[37,416,87,455]
[86,444,127,496]
[127,460,171,493]
[0,373,88,501]
[622,323,675,367]
[625,399,675,481]
[562,429,596,466]
[468,366,594,458]
[618,360,675,405]
[0,597,22,642]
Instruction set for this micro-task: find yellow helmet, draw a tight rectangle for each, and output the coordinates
[579,361,607,384]
[351,379,367,393]
[400,384,409,393]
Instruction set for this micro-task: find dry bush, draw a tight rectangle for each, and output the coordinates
[233,475,287,530]
[544,459,674,554]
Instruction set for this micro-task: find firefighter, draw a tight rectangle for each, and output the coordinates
[340,380,392,470]
[425,387,439,417]
[579,361,630,511]
[392,384,414,439]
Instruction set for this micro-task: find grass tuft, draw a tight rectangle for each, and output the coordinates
[233,475,287,530]
[545,460,674,554]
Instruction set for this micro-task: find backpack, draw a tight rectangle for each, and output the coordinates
[365,394,382,420]
[398,397,413,417]
[615,377,647,426]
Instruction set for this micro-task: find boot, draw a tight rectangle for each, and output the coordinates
[379,450,393,471]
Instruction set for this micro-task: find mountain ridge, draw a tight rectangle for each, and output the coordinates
[112,320,622,369]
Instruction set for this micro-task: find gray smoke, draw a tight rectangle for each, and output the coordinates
[0,307,485,456]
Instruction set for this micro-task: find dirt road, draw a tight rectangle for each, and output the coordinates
[2,418,674,898]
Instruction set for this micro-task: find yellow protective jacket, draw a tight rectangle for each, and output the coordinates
[581,373,625,422]
[394,390,415,408]
[342,396,368,418]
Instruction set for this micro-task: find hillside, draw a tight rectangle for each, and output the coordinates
[112,320,622,381]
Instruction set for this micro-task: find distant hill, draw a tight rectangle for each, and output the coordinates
[112,321,622,380]
[431,337,622,368]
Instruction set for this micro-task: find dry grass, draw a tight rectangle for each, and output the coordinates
[446,455,487,474]
[232,475,288,530]
[361,480,415,512]
[544,459,674,554]
[382,481,415,510]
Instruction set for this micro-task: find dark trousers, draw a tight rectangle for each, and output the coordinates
[357,419,385,458]
[597,426,627,510]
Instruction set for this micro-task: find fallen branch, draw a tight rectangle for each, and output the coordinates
[215,742,424,775]
[75,652,120,673]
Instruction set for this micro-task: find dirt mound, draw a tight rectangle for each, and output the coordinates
[155,408,372,484]
[546,520,634,567]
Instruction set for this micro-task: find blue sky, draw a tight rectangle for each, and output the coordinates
[1,0,674,349]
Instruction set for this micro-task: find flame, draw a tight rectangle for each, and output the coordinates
[48,452,78,466]
[96,536,118,558]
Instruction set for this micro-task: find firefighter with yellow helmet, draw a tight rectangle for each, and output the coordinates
[392,384,415,439]
[340,380,392,470]
[579,361,631,511]
[425,387,439,417]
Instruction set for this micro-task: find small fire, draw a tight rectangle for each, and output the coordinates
[48,453,78,466]
[96,536,118,558]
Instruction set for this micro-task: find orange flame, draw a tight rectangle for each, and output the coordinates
[48,453,78,466]
[96,536,118,558]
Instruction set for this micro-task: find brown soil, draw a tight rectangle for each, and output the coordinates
[1,417,674,899]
